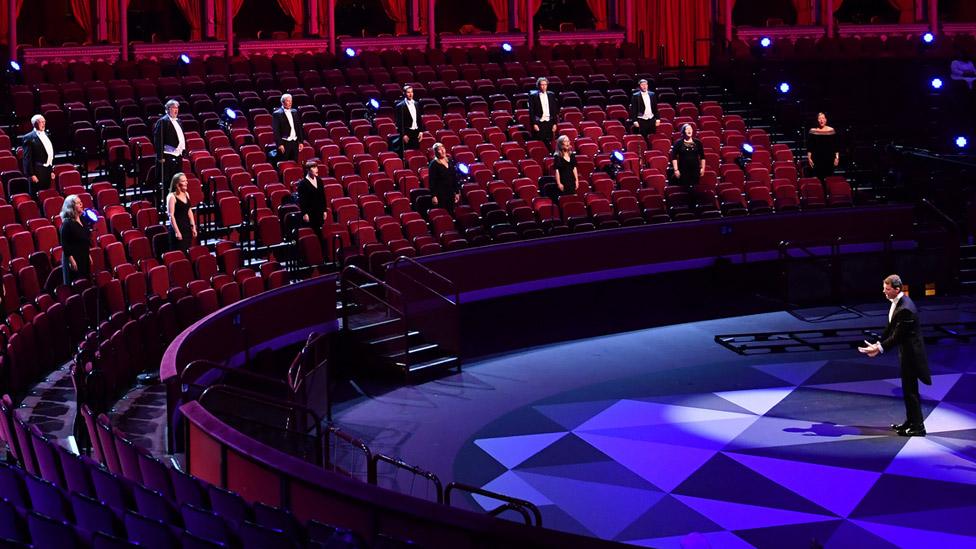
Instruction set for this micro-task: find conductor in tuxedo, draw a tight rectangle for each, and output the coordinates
[272,93,304,164]
[395,85,423,153]
[528,77,559,150]
[630,79,660,138]
[22,114,56,194]
[859,274,932,437]
[153,99,187,208]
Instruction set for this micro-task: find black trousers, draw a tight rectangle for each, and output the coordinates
[402,129,421,150]
[534,121,555,149]
[901,367,925,427]
[634,118,655,138]
[159,154,182,207]
[281,140,300,163]
[31,164,53,195]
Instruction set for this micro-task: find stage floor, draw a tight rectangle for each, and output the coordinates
[333,298,976,548]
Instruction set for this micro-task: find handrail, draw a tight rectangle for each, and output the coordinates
[199,384,323,435]
[887,144,976,170]
[370,453,444,504]
[286,332,326,391]
[444,482,543,527]
[919,198,960,238]
[340,265,403,315]
[390,256,459,305]
[325,424,373,478]
[181,359,290,392]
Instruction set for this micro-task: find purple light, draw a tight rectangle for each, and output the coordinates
[778,82,790,94]
[179,53,191,64]
[501,43,513,52]
[457,163,470,175]
[956,136,968,148]
[922,32,934,44]
[9,60,21,71]
[760,37,772,48]
[344,47,356,58]
[931,77,943,90]
[83,208,99,223]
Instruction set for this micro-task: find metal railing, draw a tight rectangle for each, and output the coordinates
[340,264,409,365]
[445,482,543,527]
[370,453,444,504]
[386,256,461,362]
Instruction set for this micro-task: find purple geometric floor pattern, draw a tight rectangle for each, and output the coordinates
[470,359,976,546]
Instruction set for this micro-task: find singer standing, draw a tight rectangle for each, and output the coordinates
[59,194,91,285]
[153,99,187,208]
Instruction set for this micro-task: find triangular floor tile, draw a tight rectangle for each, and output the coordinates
[824,521,900,549]
[515,471,664,540]
[727,435,909,472]
[516,433,614,469]
[614,494,722,541]
[751,361,827,386]
[725,415,884,453]
[851,474,976,517]
[578,416,760,451]
[517,461,658,491]
[852,519,976,548]
[673,495,836,531]
[714,387,794,415]
[806,373,963,402]
[625,531,754,549]
[726,452,882,517]
[576,399,755,432]
[633,393,756,415]
[923,402,976,434]
[474,432,567,469]
[854,506,976,537]
[884,436,976,485]
[476,470,552,509]
[576,433,718,492]
[533,400,619,431]
[733,519,843,549]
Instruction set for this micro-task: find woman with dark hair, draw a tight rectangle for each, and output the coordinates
[671,123,706,192]
[166,172,196,252]
[59,194,91,285]
[428,142,460,213]
[297,160,328,241]
[807,112,839,181]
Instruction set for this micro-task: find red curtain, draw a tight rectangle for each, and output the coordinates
[215,0,244,39]
[513,0,542,30]
[888,0,915,23]
[277,0,303,35]
[380,0,408,35]
[586,0,607,30]
[174,0,202,39]
[0,0,24,45]
[70,0,93,41]
[792,0,814,24]
[644,0,711,67]
[487,0,508,32]
[106,0,131,43]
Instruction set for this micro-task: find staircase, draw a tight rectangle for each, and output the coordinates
[349,317,459,379]
[960,244,976,294]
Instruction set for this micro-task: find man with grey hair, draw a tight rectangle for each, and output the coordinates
[272,93,304,163]
[153,99,186,206]
[22,114,56,194]
[859,274,932,436]
[528,76,559,149]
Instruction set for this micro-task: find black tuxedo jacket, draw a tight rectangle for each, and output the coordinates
[153,116,186,159]
[881,295,931,385]
[272,107,305,146]
[22,130,53,176]
[394,99,424,135]
[630,90,658,121]
[528,90,559,125]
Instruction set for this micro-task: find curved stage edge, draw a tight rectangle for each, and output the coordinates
[162,204,957,547]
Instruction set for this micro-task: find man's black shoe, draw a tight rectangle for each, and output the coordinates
[897,426,926,437]
[890,422,909,431]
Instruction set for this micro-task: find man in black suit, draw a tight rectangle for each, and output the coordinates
[22,114,56,194]
[272,93,304,164]
[629,78,660,138]
[395,85,423,154]
[528,77,559,150]
[153,99,186,208]
[859,274,932,437]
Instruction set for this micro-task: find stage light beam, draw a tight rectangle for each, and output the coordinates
[778,82,790,94]
[760,37,772,48]
[931,77,943,90]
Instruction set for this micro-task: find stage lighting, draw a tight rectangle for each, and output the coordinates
[931,77,943,90]
[456,162,472,183]
[9,60,20,72]
[741,143,754,156]
[364,98,380,123]
[760,37,771,48]
[612,150,625,163]
[501,42,513,53]
[82,208,99,224]
[778,82,790,94]
[955,136,968,148]
[218,107,239,134]
[223,107,237,120]
[368,98,380,110]
[457,163,470,175]
[179,53,191,65]
[922,32,934,44]
[344,47,356,58]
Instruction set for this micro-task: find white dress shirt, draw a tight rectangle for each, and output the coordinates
[37,131,54,166]
[406,100,418,130]
[167,116,185,157]
[539,93,550,122]
[284,109,297,141]
[640,92,654,120]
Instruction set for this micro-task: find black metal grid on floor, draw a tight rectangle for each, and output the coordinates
[714,321,976,355]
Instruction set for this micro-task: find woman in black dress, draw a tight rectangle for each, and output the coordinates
[671,123,706,191]
[297,160,328,240]
[553,135,579,197]
[166,172,196,252]
[806,112,839,181]
[60,194,91,285]
[428,142,459,213]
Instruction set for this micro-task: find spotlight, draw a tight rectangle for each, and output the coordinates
[955,136,968,149]
[612,150,625,163]
[501,42,513,53]
[344,47,356,58]
[82,208,99,224]
[368,98,380,110]
[778,82,790,94]
[931,77,943,90]
[223,107,237,120]
[364,98,380,123]
[457,163,470,175]
[179,53,191,65]
[741,143,754,155]
[456,162,472,183]
[9,60,21,72]
[760,37,771,48]
[922,32,934,44]
[605,149,625,177]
